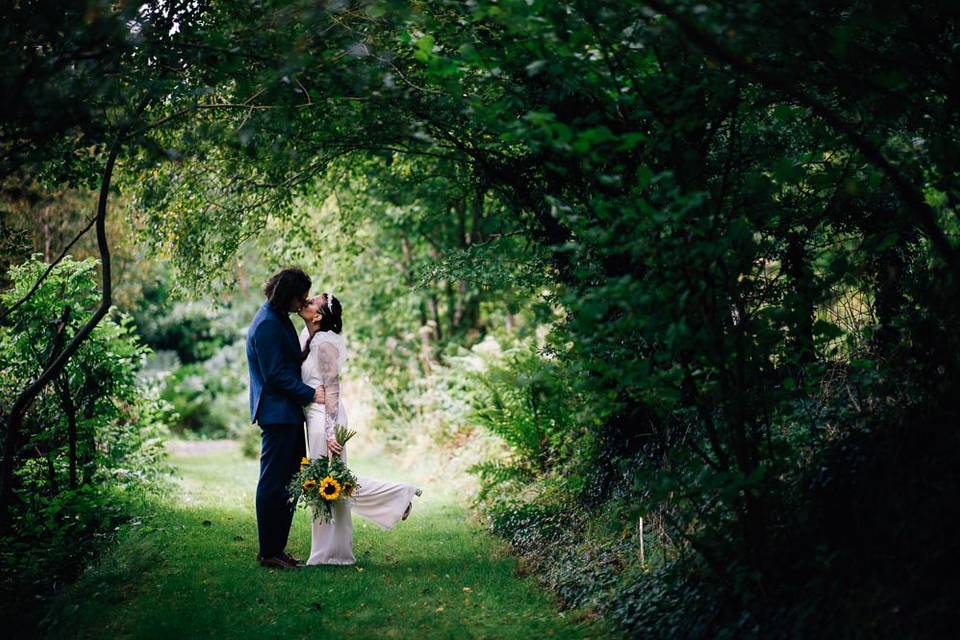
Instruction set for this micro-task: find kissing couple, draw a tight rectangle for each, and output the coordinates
[245,267,421,568]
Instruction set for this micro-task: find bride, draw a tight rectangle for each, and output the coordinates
[297,292,421,565]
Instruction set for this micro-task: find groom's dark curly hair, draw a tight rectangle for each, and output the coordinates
[263,267,312,313]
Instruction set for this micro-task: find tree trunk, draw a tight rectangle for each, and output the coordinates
[43,220,52,262]
[0,123,128,530]
[79,393,98,485]
[452,198,468,330]
[468,185,485,245]
[427,294,442,343]
[445,279,456,336]
[453,281,466,329]
[783,232,816,368]
[55,375,78,489]
[49,305,77,488]
[400,235,428,327]
[45,452,58,495]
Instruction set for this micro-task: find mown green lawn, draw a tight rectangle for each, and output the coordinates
[41,442,611,640]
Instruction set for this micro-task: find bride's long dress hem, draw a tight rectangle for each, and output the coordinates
[307,558,356,567]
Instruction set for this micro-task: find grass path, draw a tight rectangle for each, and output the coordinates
[43,442,610,640]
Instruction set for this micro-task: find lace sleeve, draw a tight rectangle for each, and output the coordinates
[314,342,341,441]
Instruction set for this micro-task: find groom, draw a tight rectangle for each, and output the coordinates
[246,267,325,569]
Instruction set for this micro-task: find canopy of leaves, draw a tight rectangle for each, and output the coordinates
[3,1,959,636]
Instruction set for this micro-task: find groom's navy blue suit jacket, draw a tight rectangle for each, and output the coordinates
[246,302,315,426]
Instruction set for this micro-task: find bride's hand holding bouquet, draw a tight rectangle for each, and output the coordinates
[288,425,359,524]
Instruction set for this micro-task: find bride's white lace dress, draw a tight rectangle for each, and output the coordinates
[299,328,420,565]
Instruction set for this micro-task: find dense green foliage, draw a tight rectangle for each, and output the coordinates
[0,258,173,631]
[257,3,957,636]
[138,299,249,438]
[3,0,960,637]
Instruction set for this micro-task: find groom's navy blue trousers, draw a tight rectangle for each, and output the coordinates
[256,423,306,558]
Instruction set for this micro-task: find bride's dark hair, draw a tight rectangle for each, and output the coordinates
[318,293,342,334]
[301,293,342,361]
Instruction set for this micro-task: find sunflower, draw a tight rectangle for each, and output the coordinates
[302,478,317,491]
[318,476,341,501]
[300,457,311,470]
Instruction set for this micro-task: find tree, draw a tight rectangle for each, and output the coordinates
[2,5,959,632]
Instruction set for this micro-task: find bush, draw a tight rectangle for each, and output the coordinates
[239,425,261,459]
[474,344,960,638]
[486,496,647,621]
[471,342,576,473]
[0,256,174,632]
[133,284,241,364]
[159,338,248,438]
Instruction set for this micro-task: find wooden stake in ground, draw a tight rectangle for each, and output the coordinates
[639,517,645,568]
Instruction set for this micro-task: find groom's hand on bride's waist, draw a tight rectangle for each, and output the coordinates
[313,386,325,405]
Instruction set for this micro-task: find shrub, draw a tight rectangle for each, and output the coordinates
[133,286,240,364]
[159,338,248,438]
[0,256,174,632]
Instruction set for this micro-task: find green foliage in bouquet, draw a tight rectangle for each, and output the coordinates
[287,425,358,523]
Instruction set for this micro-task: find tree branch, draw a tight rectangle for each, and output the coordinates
[0,95,150,530]
[644,0,960,276]
[0,216,97,323]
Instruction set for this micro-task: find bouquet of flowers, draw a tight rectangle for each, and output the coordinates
[288,425,359,523]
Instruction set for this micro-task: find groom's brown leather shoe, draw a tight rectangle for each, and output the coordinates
[258,553,299,569]
[280,552,304,567]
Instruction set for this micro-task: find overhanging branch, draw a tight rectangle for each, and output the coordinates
[0,95,151,530]
[0,215,97,323]
[644,0,960,275]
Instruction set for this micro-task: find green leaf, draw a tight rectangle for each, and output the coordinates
[812,319,844,341]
